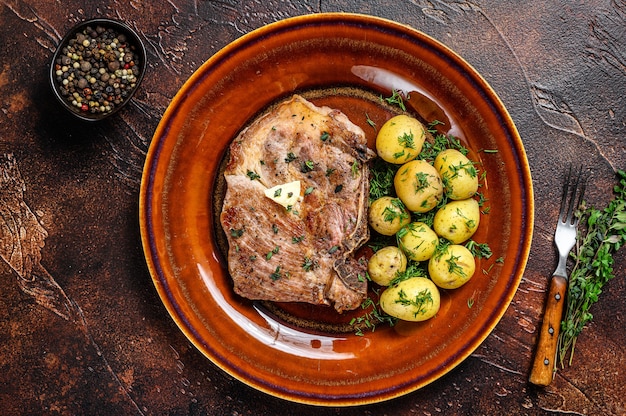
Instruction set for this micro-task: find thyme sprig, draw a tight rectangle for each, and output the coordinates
[557,169,626,367]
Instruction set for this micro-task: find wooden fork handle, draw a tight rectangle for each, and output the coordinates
[529,275,567,386]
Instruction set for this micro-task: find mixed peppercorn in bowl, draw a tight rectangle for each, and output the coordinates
[49,18,146,121]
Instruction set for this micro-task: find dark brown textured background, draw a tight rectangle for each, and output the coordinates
[1,1,624,415]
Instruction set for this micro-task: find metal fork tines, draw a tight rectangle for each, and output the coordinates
[553,165,586,279]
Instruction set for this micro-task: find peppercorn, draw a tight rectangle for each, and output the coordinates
[108,60,120,71]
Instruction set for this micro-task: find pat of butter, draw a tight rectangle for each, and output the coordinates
[264,180,301,209]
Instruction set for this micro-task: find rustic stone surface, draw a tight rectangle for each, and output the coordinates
[1,1,624,415]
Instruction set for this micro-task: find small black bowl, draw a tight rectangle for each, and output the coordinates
[49,18,146,122]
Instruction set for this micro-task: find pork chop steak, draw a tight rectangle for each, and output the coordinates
[220,95,376,312]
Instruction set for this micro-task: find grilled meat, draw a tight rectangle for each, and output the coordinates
[220,95,375,312]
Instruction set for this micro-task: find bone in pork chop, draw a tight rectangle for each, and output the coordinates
[220,95,375,312]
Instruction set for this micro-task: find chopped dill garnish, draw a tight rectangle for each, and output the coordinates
[465,240,493,259]
[369,158,398,200]
[398,132,416,149]
[381,89,408,111]
[395,288,434,318]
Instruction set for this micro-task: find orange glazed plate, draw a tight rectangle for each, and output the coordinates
[140,13,533,406]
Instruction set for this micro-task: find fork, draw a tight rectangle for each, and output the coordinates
[529,165,586,386]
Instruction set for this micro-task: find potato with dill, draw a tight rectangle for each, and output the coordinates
[375,115,427,164]
[434,149,479,200]
[368,196,411,236]
[428,244,476,289]
[398,221,439,261]
[394,159,444,213]
[367,246,407,286]
[380,276,441,321]
[433,198,480,244]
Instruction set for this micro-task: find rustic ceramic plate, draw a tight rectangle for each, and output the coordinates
[140,13,533,406]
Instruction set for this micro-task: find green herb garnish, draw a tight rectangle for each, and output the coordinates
[301,160,315,173]
[349,293,397,336]
[382,198,409,224]
[270,266,282,280]
[419,124,469,159]
[388,262,427,287]
[246,170,261,180]
[266,246,280,260]
[285,152,297,163]
[413,172,430,193]
[302,256,317,271]
[445,253,466,277]
[395,288,434,318]
[448,160,477,179]
[369,158,398,200]
[557,170,626,367]
[465,240,493,259]
[398,132,416,149]
[230,228,244,238]
[382,89,407,111]
[351,160,360,178]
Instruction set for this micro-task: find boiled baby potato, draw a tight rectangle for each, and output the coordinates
[434,149,479,200]
[376,115,426,164]
[394,160,444,213]
[428,244,476,289]
[398,221,439,262]
[380,276,441,321]
[367,246,407,286]
[368,196,411,236]
[433,198,480,244]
